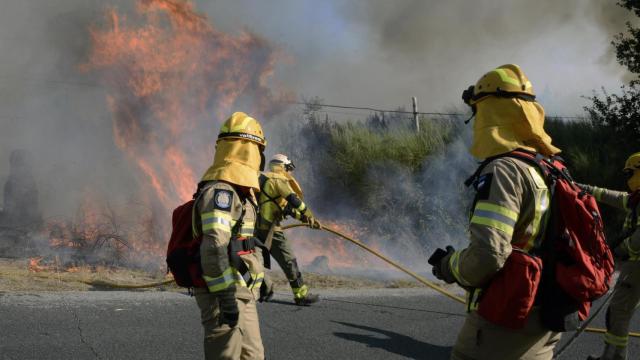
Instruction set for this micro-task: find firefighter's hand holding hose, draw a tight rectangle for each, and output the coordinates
[301,208,322,229]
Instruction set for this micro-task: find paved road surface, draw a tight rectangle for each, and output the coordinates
[1,288,638,359]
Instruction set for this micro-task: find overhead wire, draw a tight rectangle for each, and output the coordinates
[291,101,588,121]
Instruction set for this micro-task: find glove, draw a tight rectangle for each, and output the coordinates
[220,311,239,328]
[283,203,295,218]
[301,209,321,229]
[307,216,321,229]
[218,292,239,328]
[429,246,456,284]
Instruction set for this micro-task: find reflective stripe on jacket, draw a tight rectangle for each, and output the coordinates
[449,157,551,291]
[194,181,264,298]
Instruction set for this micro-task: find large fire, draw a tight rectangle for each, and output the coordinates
[80,0,289,249]
[26,0,387,273]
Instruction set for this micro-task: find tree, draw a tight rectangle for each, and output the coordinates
[585,1,640,144]
[578,0,640,235]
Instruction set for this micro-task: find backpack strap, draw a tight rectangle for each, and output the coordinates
[465,149,561,253]
[258,174,284,211]
[192,182,215,237]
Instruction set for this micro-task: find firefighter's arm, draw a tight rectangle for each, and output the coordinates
[198,186,239,325]
[444,160,523,288]
[578,184,629,210]
[276,179,320,228]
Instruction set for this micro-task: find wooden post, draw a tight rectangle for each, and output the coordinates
[412,96,419,132]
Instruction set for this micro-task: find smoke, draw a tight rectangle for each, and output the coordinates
[0,0,134,217]
[0,0,635,273]
[0,0,290,268]
[198,0,633,115]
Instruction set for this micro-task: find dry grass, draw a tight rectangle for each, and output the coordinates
[0,258,173,292]
[0,258,423,292]
[266,270,422,290]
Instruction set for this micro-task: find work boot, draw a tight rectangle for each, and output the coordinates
[291,282,319,306]
[587,344,627,360]
[294,292,319,306]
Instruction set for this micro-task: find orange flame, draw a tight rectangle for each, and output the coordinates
[292,220,389,270]
[81,0,292,255]
[29,257,45,272]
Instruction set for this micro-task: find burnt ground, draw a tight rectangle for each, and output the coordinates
[1,289,638,360]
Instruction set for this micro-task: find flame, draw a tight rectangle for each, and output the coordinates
[293,220,389,271]
[83,0,288,206]
[29,257,45,272]
[80,0,292,257]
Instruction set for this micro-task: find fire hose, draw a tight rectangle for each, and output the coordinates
[32,274,176,289]
[42,222,640,340]
[282,223,640,340]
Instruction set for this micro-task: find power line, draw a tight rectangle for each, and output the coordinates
[291,101,460,117]
[0,76,590,120]
[292,101,588,120]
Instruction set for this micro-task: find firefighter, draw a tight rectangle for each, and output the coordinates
[582,152,640,360]
[430,64,563,359]
[255,153,321,306]
[193,112,267,360]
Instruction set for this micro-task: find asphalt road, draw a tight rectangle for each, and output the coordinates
[1,288,639,360]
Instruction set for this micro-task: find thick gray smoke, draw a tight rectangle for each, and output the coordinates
[0,0,136,217]
[0,0,634,272]
[200,0,633,115]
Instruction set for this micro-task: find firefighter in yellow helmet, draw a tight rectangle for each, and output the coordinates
[255,153,321,305]
[193,112,267,360]
[580,152,640,360]
[430,64,563,359]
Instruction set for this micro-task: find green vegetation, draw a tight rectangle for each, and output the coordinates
[312,118,455,192]
[285,114,631,245]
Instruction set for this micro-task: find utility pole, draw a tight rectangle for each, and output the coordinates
[412,96,419,132]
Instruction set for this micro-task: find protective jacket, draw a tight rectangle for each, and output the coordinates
[194,181,264,300]
[447,157,551,302]
[257,164,310,232]
[447,156,561,360]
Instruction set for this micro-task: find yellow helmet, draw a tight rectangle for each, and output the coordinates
[218,112,267,147]
[624,152,640,172]
[463,64,560,159]
[462,64,536,105]
[201,112,266,190]
[624,152,640,192]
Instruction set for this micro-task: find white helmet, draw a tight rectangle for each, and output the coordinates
[270,153,295,171]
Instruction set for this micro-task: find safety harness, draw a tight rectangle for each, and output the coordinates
[258,174,284,212]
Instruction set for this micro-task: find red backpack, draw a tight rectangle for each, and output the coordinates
[166,198,206,288]
[469,150,615,331]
